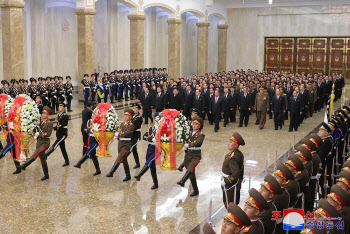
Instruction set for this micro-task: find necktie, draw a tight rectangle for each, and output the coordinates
[294,97,296,101]
[215,97,218,103]
[244,94,246,98]
[197,96,199,101]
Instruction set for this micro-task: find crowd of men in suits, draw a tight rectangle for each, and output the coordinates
[134,69,345,133]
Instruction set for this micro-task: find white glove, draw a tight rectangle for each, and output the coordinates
[34,132,39,139]
[184,143,189,149]
[113,132,119,140]
[221,178,226,187]
[152,138,156,143]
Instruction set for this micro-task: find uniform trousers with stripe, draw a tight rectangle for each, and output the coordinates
[184,154,201,179]
[47,134,69,162]
[145,145,156,173]
[1,139,20,168]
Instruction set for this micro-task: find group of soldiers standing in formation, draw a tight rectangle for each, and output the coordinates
[0,76,74,113]
[204,104,350,234]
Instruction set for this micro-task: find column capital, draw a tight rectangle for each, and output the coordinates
[167,18,182,25]
[0,0,24,8]
[75,8,96,15]
[128,14,146,21]
[196,22,210,28]
[217,24,229,29]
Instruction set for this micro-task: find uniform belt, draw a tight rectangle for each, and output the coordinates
[135,129,141,132]
[310,176,317,179]
[188,147,202,150]
[222,173,230,178]
[84,87,90,89]
[305,182,309,187]
[120,138,131,141]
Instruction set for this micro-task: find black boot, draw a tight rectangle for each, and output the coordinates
[123,163,131,182]
[20,156,35,171]
[92,156,101,176]
[106,161,120,177]
[177,161,185,172]
[151,173,158,190]
[133,153,140,169]
[41,164,49,181]
[62,151,69,167]
[0,152,5,160]
[134,165,149,181]
[190,178,199,196]
[13,161,21,174]
[45,146,55,159]
[177,170,192,187]
[74,154,88,168]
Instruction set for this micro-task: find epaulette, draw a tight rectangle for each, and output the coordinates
[297,171,302,175]
[285,180,290,185]
[230,151,235,157]
[242,225,252,233]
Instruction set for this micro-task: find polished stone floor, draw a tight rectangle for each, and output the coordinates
[0,87,349,234]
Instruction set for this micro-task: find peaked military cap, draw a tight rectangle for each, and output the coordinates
[286,154,304,171]
[190,108,200,116]
[296,145,312,161]
[43,106,53,116]
[84,74,89,77]
[192,116,204,128]
[58,102,66,108]
[320,122,332,133]
[230,132,245,146]
[309,133,322,148]
[261,174,282,196]
[132,103,141,110]
[224,202,251,229]
[275,162,294,181]
[315,199,341,220]
[124,108,134,117]
[337,171,350,189]
[328,185,350,208]
[202,222,216,234]
[245,188,269,212]
[66,76,71,80]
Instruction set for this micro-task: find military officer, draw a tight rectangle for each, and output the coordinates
[129,103,143,169]
[45,102,70,166]
[222,203,252,234]
[20,106,54,181]
[35,95,44,114]
[9,80,19,98]
[241,188,269,234]
[221,131,245,206]
[258,174,282,234]
[106,109,135,181]
[177,117,205,197]
[254,86,269,130]
[81,74,90,108]
[64,76,73,112]
[0,80,10,94]
[56,77,65,111]
[307,81,317,117]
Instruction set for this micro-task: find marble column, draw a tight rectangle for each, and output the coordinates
[217,24,228,72]
[196,22,210,76]
[167,18,182,80]
[0,0,25,82]
[76,8,96,101]
[128,14,146,69]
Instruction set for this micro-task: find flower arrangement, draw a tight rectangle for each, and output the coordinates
[0,94,14,125]
[8,94,40,133]
[92,103,119,132]
[154,109,190,143]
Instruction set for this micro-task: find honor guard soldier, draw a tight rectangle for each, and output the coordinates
[80,101,93,157]
[177,117,205,197]
[129,69,135,100]
[135,69,141,99]
[64,76,73,112]
[222,132,245,206]
[48,77,57,113]
[18,79,24,94]
[103,73,109,103]
[326,185,350,226]
[314,199,343,233]
[109,72,116,103]
[128,103,143,169]
[134,112,160,190]
[117,70,124,102]
[90,73,97,102]
[241,188,269,234]
[0,80,9,94]
[222,203,252,234]
[45,102,70,166]
[22,79,29,95]
[56,77,65,109]
[258,174,282,234]
[74,119,101,176]
[28,77,38,100]
[106,108,135,181]
[38,77,48,106]
[0,121,21,174]
[9,79,19,98]
[35,95,44,114]
[20,106,54,181]
[124,70,130,101]
[81,74,90,107]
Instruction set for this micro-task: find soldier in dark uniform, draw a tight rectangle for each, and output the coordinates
[177,117,205,197]
[241,188,269,234]
[35,95,44,114]
[22,79,29,95]
[118,70,124,102]
[127,103,143,169]
[109,72,116,103]
[314,199,342,233]
[222,132,245,206]
[47,77,57,113]
[222,203,252,234]
[106,109,135,181]
[20,106,54,181]
[326,185,350,228]
[103,73,109,103]
[45,102,70,166]
[90,73,97,102]
[74,119,101,176]
[134,112,160,190]
[124,70,130,101]
[0,122,21,174]
[56,77,65,111]
[258,174,282,234]
[28,77,38,100]
[9,80,19,98]
[79,101,93,157]
[202,222,215,234]
[0,80,10,94]
[64,76,73,112]
[254,86,269,130]
[81,74,90,108]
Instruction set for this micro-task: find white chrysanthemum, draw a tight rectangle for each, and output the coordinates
[92,105,119,132]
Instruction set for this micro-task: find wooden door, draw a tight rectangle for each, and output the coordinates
[296,38,312,74]
[312,38,327,74]
[329,38,345,77]
[265,38,279,72]
[280,38,294,73]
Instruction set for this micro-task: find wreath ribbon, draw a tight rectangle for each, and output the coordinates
[92,103,111,156]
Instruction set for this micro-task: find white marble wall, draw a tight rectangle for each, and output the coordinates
[208,16,219,74]
[227,5,350,71]
[180,13,198,78]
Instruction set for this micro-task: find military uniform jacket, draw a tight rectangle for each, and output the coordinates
[47,84,57,98]
[9,86,19,98]
[240,219,264,234]
[28,85,38,99]
[55,111,69,137]
[317,136,332,168]
[311,152,321,177]
[64,82,73,98]
[258,200,277,234]
[184,131,205,162]
[118,121,134,151]
[131,113,143,140]
[254,93,269,111]
[56,83,65,97]
[0,88,9,94]
[37,119,53,148]
[272,187,290,211]
[284,179,300,207]
[222,149,244,190]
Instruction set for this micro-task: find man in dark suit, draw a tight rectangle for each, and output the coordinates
[168,87,183,111]
[162,84,170,108]
[204,88,214,123]
[209,89,223,132]
[238,87,252,127]
[81,101,93,156]
[299,84,309,124]
[140,87,154,124]
[288,91,301,132]
[154,86,165,112]
[183,85,193,119]
[229,87,237,123]
[267,83,276,119]
[271,89,286,130]
[222,88,231,127]
[192,89,205,118]
[316,79,324,111]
